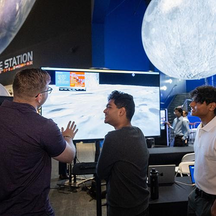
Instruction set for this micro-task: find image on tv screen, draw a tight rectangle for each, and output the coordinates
[41,68,160,141]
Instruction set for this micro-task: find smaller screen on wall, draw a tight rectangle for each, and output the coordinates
[55,71,86,90]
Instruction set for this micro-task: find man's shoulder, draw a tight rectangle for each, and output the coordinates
[39,117,59,132]
[106,126,143,138]
[106,129,118,137]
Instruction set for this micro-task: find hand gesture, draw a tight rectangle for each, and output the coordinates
[61,121,78,139]
[165,121,171,127]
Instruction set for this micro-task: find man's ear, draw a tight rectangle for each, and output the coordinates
[209,102,216,112]
[119,107,126,117]
[35,93,42,104]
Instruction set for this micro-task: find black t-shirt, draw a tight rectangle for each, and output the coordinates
[97,126,149,216]
[0,100,66,215]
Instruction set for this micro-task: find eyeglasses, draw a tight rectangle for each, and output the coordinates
[41,87,53,94]
[35,87,53,98]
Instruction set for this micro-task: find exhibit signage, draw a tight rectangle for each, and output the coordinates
[0,51,33,73]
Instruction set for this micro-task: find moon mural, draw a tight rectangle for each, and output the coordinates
[0,0,36,54]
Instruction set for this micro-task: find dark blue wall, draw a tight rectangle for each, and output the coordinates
[186,75,216,93]
[104,1,149,71]
[92,0,186,107]
[92,0,150,71]
[92,0,215,108]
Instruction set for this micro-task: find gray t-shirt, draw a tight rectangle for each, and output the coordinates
[97,126,149,216]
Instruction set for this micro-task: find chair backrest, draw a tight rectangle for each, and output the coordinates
[181,153,195,162]
[178,161,195,175]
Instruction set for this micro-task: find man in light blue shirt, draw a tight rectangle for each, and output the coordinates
[166,107,190,146]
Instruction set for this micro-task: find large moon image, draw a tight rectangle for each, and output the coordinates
[0,0,36,54]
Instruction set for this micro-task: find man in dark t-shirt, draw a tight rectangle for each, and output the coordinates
[0,68,78,215]
[97,90,149,216]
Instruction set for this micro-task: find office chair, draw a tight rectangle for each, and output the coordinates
[181,153,195,162]
[175,153,195,176]
[176,161,195,177]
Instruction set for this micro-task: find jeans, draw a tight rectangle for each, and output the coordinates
[188,188,215,216]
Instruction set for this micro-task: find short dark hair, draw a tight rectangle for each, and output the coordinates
[108,90,135,121]
[183,110,188,116]
[174,107,183,116]
[190,85,216,115]
[13,68,51,99]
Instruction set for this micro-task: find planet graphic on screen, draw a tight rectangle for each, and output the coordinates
[0,0,36,55]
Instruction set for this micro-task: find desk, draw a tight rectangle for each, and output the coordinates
[149,146,194,165]
[149,177,195,216]
[73,168,194,216]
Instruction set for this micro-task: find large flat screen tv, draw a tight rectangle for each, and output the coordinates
[41,67,160,141]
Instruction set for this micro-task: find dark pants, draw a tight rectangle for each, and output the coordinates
[174,135,187,147]
[188,188,216,216]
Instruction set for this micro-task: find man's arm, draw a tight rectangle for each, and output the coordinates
[54,121,78,163]
[165,119,175,130]
[96,134,116,180]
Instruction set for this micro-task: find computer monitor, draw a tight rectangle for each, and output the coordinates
[41,67,160,142]
[148,164,176,185]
